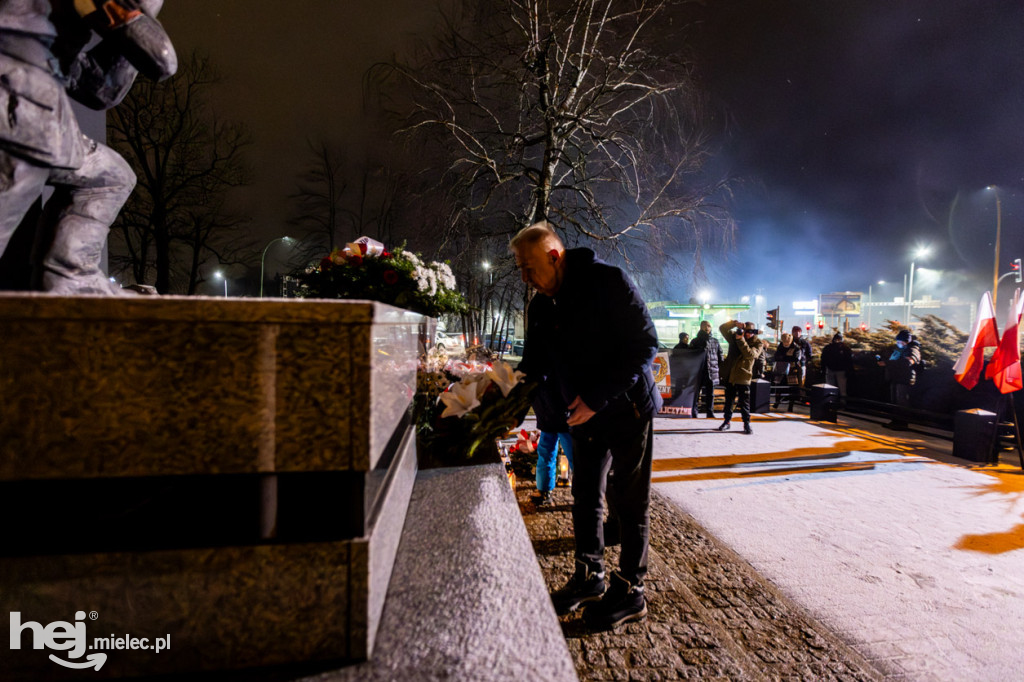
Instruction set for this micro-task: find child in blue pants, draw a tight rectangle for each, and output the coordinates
[536,431,574,505]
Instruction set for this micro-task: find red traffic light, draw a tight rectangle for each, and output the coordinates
[805,322,811,331]
[860,323,867,331]
[817,320,824,329]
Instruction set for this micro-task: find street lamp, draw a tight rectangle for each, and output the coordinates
[697,289,711,324]
[906,247,930,326]
[987,186,1002,307]
[867,280,885,330]
[260,236,296,298]
[213,270,227,297]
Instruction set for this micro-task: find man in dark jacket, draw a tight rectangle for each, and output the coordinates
[821,332,854,398]
[791,325,813,403]
[688,320,722,418]
[512,221,661,630]
[886,329,921,407]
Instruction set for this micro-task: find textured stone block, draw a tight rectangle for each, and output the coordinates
[0,294,425,677]
[0,294,426,478]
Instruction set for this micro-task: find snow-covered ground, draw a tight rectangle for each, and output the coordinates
[651,412,1024,680]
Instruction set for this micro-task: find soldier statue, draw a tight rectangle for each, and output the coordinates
[0,0,176,294]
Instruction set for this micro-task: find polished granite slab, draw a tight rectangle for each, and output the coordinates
[0,294,427,478]
[0,294,426,677]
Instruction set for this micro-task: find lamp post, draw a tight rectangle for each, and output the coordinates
[698,289,711,325]
[906,247,930,327]
[987,186,1002,307]
[213,270,227,297]
[867,280,884,330]
[260,236,296,298]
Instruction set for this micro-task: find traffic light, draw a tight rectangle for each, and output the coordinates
[766,307,780,330]
[1014,258,1022,283]
[805,322,811,331]
[817,318,824,330]
[860,323,867,331]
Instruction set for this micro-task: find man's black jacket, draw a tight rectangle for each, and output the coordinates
[519,248,662,421]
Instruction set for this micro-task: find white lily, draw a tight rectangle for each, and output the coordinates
[486,361,525,397]
[439,379,482,418]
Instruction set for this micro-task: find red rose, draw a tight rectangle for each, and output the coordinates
[383,269,399,285]
[320,257,333,270]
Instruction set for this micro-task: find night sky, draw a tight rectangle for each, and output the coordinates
[158,1,1024,312]
[692,0,1024,310]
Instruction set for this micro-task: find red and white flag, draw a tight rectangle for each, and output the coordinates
[953,291,999,390]
[985,288,1024,394]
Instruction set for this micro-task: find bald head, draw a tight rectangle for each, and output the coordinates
[509,221,564,252]
[510,221,567,297]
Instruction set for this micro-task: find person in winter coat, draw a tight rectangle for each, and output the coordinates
[688,320,722,418]
[772,332,803,410]
[717,320,763,434]
[885,329,921,407]
[512,221,661,630]
[821,332,854,398]
[791,325,813,401]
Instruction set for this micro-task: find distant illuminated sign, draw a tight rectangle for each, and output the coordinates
[792,300,818,315]
[819,292,862,317]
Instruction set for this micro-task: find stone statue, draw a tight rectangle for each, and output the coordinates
[0,0,176,294]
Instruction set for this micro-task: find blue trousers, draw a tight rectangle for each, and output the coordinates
[535,431,574,493]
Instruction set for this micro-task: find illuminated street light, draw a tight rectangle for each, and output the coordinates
[867,280,886,330]
[260,236,296,298]
[213,270,228,297]
[987,186,1002,307]
[906,246,931,326]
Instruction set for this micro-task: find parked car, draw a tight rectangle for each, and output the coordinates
[435,330,466,354]
[482,332,513,354]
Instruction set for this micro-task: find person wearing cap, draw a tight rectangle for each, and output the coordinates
[717,320,763,434]
[772,332,803,411]
[791,325,813,401]
[821,332,854,399]
[885,329,921,408]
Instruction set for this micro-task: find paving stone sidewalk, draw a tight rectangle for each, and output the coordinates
[515,480,887,681]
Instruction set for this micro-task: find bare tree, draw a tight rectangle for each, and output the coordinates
[371,0,734,285]
[289,140,349,258]
[107,52,252,294]
[287,141,404,266]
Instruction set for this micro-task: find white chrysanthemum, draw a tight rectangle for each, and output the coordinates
[399,249,421,266]
[432,261,457,291]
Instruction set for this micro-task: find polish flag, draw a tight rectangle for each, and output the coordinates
[953,291,999,390]
[985,288,1024,394]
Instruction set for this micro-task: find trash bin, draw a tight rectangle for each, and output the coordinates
[750,379,771,414]
[809,383,839,422]
[953,409,998,464]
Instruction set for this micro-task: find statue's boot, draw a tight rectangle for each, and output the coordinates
[41,140,135,295]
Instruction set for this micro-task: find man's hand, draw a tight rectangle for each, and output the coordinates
[567,396,596,426]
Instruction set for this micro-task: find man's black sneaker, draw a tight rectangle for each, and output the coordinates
[551,560,605,615]
[536,490,553,507]
[582,572,647,630]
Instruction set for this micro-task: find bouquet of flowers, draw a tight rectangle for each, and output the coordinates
[296,237,468,318]
[416,358,536,467]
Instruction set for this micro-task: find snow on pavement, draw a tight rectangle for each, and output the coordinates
[651,413,1024,681]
